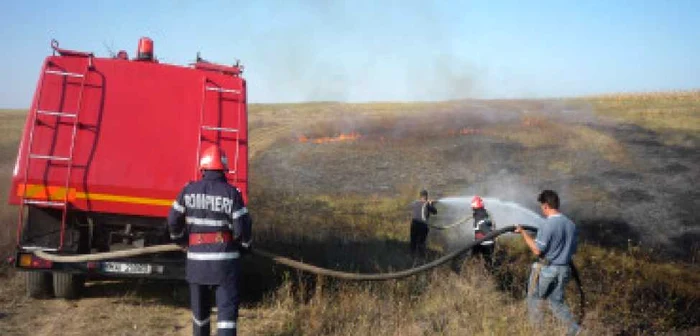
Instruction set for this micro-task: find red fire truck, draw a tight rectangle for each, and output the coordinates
[7,38,248,298]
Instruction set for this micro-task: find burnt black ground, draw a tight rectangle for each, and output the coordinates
[574,122,700,258]
[253,100,699,260]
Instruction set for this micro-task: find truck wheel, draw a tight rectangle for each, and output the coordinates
[52,272,85,299]
[25,271,53,298]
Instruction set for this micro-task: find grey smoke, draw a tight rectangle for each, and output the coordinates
[247,2,480,103]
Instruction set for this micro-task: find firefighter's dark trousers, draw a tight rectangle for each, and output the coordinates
[410,220,429,258]
[190,277,240,336]
[473,243,495,267]
[451,243,495,273]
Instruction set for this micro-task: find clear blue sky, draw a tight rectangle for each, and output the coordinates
[1,0,698,107]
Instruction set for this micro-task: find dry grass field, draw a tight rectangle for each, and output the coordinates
[0,109,24,254]
[0,92,699,335]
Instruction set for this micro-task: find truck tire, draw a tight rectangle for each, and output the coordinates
[25,271,53,298]
[52,272,85,299]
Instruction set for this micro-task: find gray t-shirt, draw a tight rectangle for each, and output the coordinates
[535,213,578,265]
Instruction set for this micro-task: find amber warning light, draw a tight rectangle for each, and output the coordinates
[18,253,53,269]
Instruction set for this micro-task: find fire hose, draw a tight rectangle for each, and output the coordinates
[33,225,584,322]
[429,215,472,230]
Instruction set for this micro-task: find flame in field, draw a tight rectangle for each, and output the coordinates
[521,116,547,127]
[448,128,483,136]
[298,132,362,144]
[297,128,490,144]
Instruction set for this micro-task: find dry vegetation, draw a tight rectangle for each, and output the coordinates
[587,91,700,147]
[0,92,699,335]
[0,109,25,254]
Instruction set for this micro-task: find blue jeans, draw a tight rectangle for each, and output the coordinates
[527,263,580,335]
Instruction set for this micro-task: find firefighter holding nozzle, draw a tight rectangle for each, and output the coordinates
[451,195,496,273]
[409,189,438,259]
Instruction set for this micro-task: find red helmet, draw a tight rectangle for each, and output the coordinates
[199,145,228,170]
[471,196,484,209]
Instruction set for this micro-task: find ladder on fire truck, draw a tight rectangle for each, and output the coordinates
[195,77,244,181]
[18,50,94,252]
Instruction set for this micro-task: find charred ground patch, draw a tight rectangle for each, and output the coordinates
[252,98,698,260]
[575,218,642,248]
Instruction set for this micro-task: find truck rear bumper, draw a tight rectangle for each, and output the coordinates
[14,250,186,280]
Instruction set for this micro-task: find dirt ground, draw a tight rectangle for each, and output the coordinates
[0,266,292,335]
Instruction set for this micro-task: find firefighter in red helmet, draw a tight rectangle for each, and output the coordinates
[470,196,496,265]
[452,195,496,273]
[168,145,252,336]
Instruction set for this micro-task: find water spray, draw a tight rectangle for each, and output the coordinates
[438,196,545,228]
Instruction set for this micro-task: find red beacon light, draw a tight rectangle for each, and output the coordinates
[136,37,154,61]
[116,50,129,60]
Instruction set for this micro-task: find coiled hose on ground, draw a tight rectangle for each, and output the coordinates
[33,225,584,322]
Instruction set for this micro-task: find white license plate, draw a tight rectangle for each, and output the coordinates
[103,262,152,274]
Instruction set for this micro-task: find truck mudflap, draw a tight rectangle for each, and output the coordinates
[14,250,185,280]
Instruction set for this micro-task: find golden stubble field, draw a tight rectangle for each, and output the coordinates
[0,92,699,335]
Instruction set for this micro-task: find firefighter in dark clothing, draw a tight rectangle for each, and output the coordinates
[168,145,252,336]
[470,196,496,265]
[410,189,437,259]
[451,195,496,273]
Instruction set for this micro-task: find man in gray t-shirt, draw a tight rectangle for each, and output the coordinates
[515,190,580,335]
